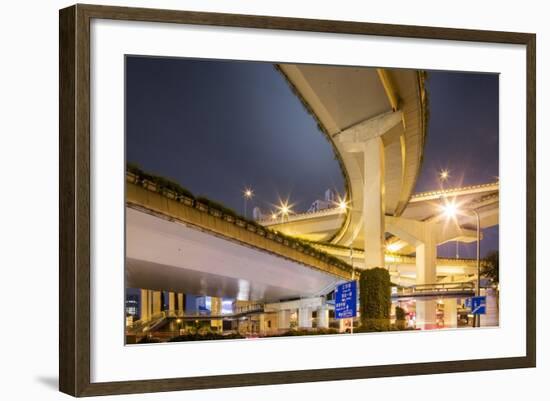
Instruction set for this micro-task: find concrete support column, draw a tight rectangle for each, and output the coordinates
[415,222,437,330]
[151,291,162,316]
[443,298,458,328]
[480,288,499,327]
[415,223,437,285]
[416,300,437,330]
[258,314,266,335]
[148,290,153,319]
[168,292,176,314]
[363,137,386,269]
[210,297,223,332]
[298,307,312,329]
[177,293,185,316]
[140,289,150,321]
[317,305,329,329]
[277,310,291,330]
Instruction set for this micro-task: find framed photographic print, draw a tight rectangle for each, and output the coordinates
[59,4,536,397]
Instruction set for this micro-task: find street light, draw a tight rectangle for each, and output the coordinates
[338,200,348,212]
[242,187,254,218]
[439,169,450,183]
[335,194,348,213]
[442,201,458,219]
[277,201,292,222]
[386,242,401,253]
[441,201,481,327]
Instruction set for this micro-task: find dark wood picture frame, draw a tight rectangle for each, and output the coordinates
[59,3,536,397]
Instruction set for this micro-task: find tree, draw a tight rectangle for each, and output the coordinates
[483,250,499,284]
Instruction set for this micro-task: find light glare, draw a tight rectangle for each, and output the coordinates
[442,202,458,218]
[387,242,401,252]
[243,187,254,199]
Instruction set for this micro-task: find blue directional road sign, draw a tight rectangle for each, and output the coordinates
[470,296,487,315]
[335,281,357,319]
[465,298,472,309]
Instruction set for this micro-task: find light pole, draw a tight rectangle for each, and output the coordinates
[471,208,481,328]
[336,197,355,334]
[441,201,481,327]
[243,187,253,218]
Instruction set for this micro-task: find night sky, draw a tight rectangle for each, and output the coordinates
[421,72,499,258]
[126,56,499,258]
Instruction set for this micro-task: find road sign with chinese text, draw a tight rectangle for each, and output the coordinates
[335,281,357,319]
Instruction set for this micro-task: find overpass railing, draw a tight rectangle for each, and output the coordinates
[393,282,475,297]
[257,206,342,225]
[234,303,264,315]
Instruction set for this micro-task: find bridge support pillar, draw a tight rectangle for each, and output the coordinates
[177,293,185,316]
[337,111,402,268]
[480,288,499,327]
[415,223,438,329]
[415,222,437,284]
[140,289,151,321]
[443,298,458,328]
[277,310,291,331]
[415,300,437,330]
[152,291,162,316]
[298,307,312,329]
[210,297,223,332]
[168,292,176,315]
[317,305,329,329]
[258,314,267,335]
[363,137,386,269]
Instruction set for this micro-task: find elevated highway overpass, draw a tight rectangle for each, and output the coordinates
[274,63,497,301]
[126,172,352,306]
[126,63,498,331]
[261,182,498,243]
[260,182,498,280]
[277,65,427,266]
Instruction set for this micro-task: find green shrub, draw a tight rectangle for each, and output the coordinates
[352,323,414,333]
[359,268,391,330]
[279,328,339,337]
[196,196,238,217]
[127,163,195,199]
[353,322,389,333]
